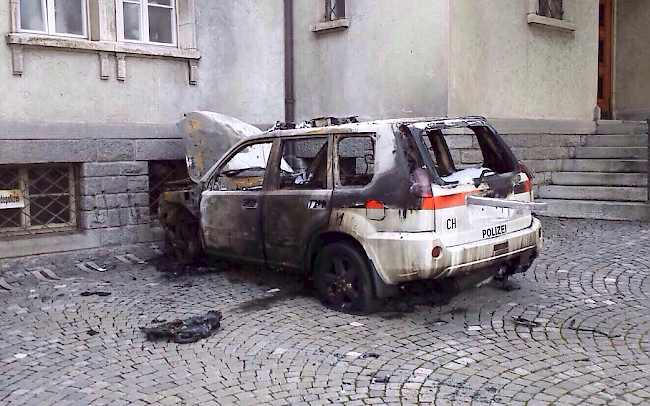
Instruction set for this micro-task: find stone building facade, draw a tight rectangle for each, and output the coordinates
[1,0,648,258]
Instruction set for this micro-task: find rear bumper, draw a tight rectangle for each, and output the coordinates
[364,217,542,285]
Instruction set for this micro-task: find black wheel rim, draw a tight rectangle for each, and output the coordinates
[322,256,360,309]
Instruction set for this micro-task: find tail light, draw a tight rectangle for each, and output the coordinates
[411,168,435,210]
[519,161,534,180]
[411,168,433,197]
[516,161,534,194]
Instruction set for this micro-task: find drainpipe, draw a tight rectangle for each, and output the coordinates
[284,0,295,125]
[647,117,649,205]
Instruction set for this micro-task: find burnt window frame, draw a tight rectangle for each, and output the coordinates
[409,125,518,187]
[274,136,332,191]
[324,0,345,21]
[0,163,79,238]
[207,139,277,192]
[333,133,377,189]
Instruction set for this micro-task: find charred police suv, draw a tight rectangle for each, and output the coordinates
[161,112,545,314]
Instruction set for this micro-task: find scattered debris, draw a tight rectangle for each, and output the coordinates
[566,319,620,338]
[272,348,288,355]
[141,310,222,344]
[345,351,362,358]
[151,318,167,324]
[489,277,520,291]
[467,325,482,331]
[266,288,281,293]
[237,292,297,312]
[349,321,364,327]
[426,319,449,326]
[13,353,27,359]
[80,291,111,297]
[513,316,542,329]
[87,329,99,336]
[361,352,380,359]
[372,375,390,384]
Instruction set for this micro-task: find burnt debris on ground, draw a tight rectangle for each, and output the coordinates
[141,310,223,344]
[80,291,111,297]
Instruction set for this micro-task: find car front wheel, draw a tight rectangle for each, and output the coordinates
[314,242,378,314]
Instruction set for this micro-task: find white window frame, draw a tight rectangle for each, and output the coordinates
[19,0,89,39]
[116,0,177,46]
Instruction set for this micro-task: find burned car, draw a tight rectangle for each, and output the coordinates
[162,112,545,314]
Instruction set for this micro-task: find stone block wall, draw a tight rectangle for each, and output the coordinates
[79,161,152,247]
[0,122,185,258]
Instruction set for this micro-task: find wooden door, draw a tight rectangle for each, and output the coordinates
[598,0,613,119]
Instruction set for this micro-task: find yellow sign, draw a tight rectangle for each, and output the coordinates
[0,189,24,209]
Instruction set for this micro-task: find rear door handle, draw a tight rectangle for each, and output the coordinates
[242,199,258,209]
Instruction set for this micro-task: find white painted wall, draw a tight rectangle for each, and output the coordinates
[0,1,284,126]
[292,0,450,122]
[448,0,599,120]
[614,0,650,120]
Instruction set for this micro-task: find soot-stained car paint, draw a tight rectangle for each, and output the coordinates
[162,112,545,313]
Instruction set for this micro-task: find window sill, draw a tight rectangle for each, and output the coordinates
[6,32,201,59]
[526,14,576,32]
[6,32,200,84]
[310,18,350,34]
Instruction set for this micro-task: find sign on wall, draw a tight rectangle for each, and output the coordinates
[0,190,25,209]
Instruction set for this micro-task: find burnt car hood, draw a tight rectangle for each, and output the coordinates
[177,111,262,183]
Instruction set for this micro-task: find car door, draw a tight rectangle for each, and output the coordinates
[262,136,333,268]
[200,139,277,262]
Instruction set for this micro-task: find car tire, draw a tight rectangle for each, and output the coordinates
[314,242,379,315]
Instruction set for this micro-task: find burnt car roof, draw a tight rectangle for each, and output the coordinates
[178,112,494,183]
[245,116,491,141]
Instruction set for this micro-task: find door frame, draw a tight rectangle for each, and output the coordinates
[598,0,615,119]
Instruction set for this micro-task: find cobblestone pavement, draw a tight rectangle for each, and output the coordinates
[1,217,649,406]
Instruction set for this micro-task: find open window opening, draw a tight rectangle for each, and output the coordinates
[401,125,518,193]
[278,137,329,190]
[212,142,275,192]
[422,127,517,187]
[336,135,375,187]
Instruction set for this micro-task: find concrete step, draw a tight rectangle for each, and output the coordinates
[574,147,646,159]
[551,172,647,187]
[539,185,647,202]
[596,120,649,135]
[584,134,648,147]
[562,159,647,173]
[539,199,649,221]
[500,134,582,148]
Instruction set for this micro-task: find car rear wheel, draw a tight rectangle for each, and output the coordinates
[314,242,378,314]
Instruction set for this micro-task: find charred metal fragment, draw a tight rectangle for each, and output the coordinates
[141,310,222,344]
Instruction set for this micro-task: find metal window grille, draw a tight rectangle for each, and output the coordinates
[148,160,190,220]
[325,0,345,21]
[539,0,563,19]
[0,164,78,238]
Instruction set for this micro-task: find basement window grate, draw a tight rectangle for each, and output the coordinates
[0,164,78,238]
[148,160,190,220]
